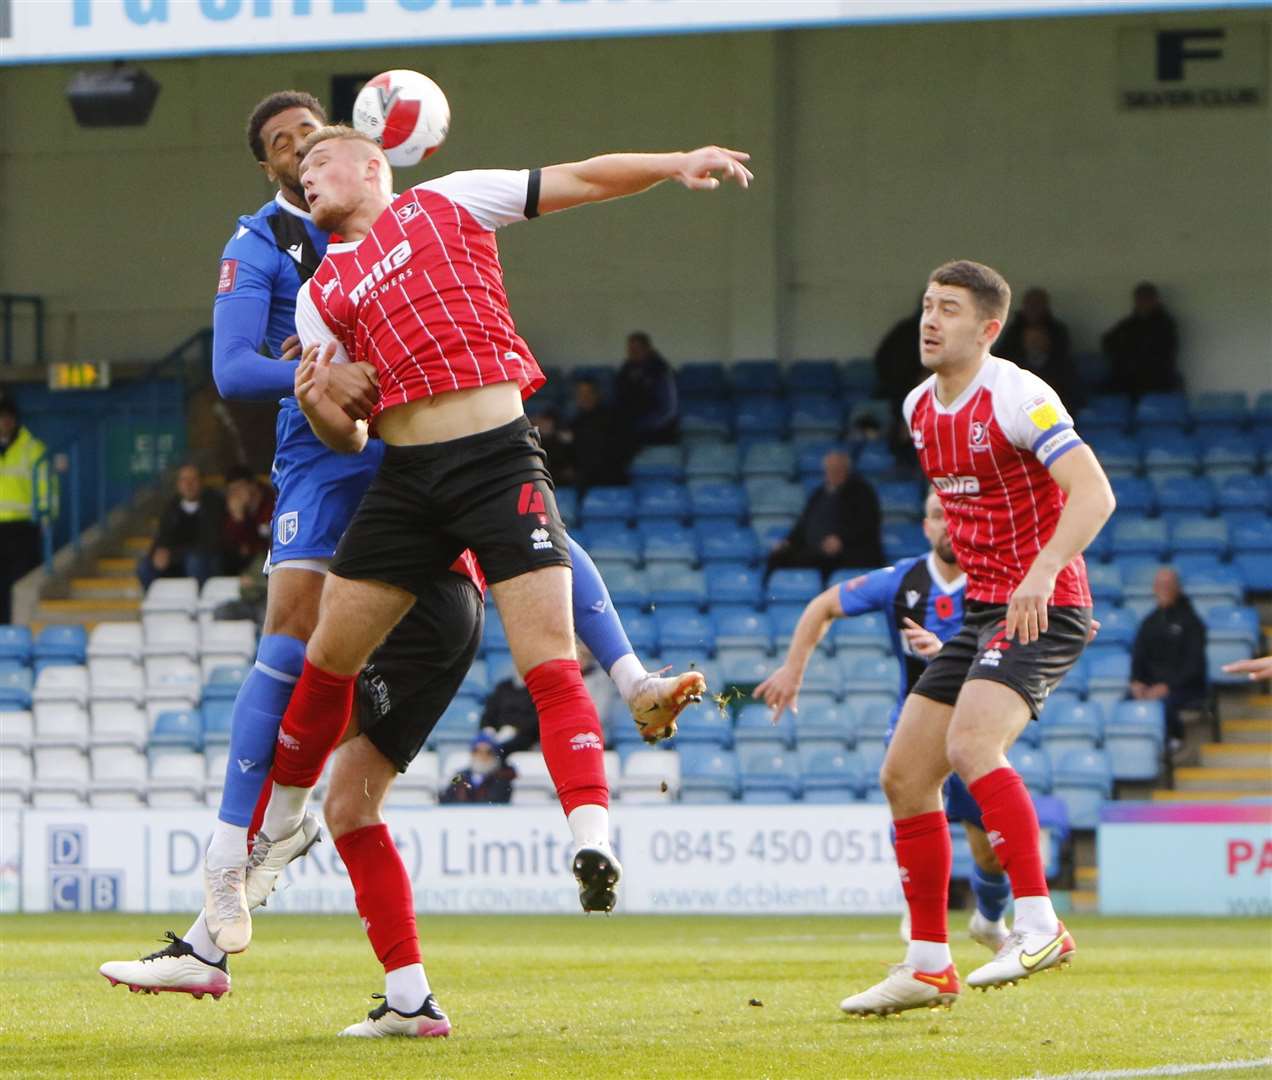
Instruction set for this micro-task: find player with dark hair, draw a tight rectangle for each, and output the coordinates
[838,259,1115,1016]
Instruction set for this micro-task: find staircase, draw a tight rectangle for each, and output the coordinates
[30,524,154,630]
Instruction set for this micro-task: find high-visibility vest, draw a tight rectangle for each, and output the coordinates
[0,428,49,524]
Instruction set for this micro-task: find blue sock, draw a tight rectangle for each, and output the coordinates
[971,862,1012,922]
[217,634,306,827]
[567,534,634,672]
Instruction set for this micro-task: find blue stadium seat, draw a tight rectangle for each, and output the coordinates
[740,442,795,480]
[481,612,509,656]
[852,695,895,752]
[431,700,482,746]
[689,482,747,523]
[789,396,842,438]
[202,663,249,702]
[800,654,844,698]
[1199,431,1259,471]
[1080,394,1133,431]
[680,399,732,440]
[637,483,690,524]
[1052,750,1114,830]
[1153,476,1216,516]
[734,397,788,439]
[679,749,739,803]
[641,525,699,565]
[719,648,771,691]
[0,668,34,710]
[1135,392,1190,429]
[1190,392,1248,427]
[882,522,926,563]
[677,709,735,751]
[628,445,684,482]
[745,479,806,518]
[788,360,840,395]
[150,709,203,752]
[599,564,647,609]
[853,443,896,476]
[840,358,875,396]
[706,565,763,607]
[1087,647,1132,693]
[1055,655,1089,698]
[1105,700,1164,781]
[832,610,891,647]
[697,523,760,566]
[734,704,795,749]
[1255,390,1272,424]
[685,443,740,483]
[1006,745,1052,794]
[646,564,706,610]
[1208,642,1255,685]
[714,609,772,652]
[766,569,822,605]
[731,360,783,396]
[555,487,578,527]
[1039,699,1103,758]
[1111,516,1169,559]
[1170,516,1229,557]
[1109,476,1154,516]
[1180,562,1244,604]
[619,611,659,656]
[1087,432,1140,473]
[1085,563,1123,606]
[846,400,893,437]
[1204,604,1261,649]
[740,747,802,800]
[202,700,235,747]
[585,526,643,566]
[459,659,490,699]
[1090,607,1137,649]
[796,441,840,480]
[793,701,856,747]
[800,746,867,802]
[1218,474,1272,515]
[768,603,826,654]
[876,480,923,520]
[0,627,32,666]
[581,486,633,526]
[1232,515,1272,555]
[1234,552,1272,592]
[654,610,714,654]
[677,362,728,398]
[33,625,87,665]
[1142,433,1200,474]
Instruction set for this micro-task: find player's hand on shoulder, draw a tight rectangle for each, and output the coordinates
[674,146,753,191]
[325,361,380,421]
[901,618,943,659]
[753,664,800,722]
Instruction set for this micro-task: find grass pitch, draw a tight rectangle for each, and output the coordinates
[1,914,1270,1079]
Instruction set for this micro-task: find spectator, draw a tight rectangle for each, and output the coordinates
[1130,568,1207,748]
[439,733,515,805]
[531,406,575,487]
[765,451,883,582]
[1102,282,1181,399]
[0,400,47,624]
[221,465,275,576]
[571,379,628,493]
[138,463,225,589]
[614,331,678,447]
[481,670,540,757]
[998,287,1084,411]
[873,301,924,433]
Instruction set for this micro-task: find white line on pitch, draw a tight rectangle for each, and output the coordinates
[1021,1058,1272,1080]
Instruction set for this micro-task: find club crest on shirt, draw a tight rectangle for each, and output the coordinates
[276,511,299,546]
[910,427,925,450]
[970,420,990,452]
[395,202,422,225]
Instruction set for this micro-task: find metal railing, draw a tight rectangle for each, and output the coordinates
[1,294,45,367]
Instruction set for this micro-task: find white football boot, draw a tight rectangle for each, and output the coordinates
[339,993,452,1038]
[966,922,1076,989]
[203,863,251,954]
[839,963,961,1017]
[968,910,1011,952]
[100,932,230,1000]
[244,811,322,909]
[627,670,707,743]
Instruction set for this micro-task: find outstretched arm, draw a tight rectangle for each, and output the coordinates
[754,585,842,721]
[538,146,751,215]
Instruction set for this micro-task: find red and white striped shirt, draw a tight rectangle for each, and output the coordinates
[903,357,1091,608]
[296,169,545,421]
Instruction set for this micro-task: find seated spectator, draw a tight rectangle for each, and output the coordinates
[439,733,515,805]
[1130,568,1207,749]
[998,287,1083,411]
[1102,282,1181,399]
[482,670,540,757]
[137,463,225,589]
[873,300,924,434]
[571,378,628,493]
[614,331,678,447]
[221,465,275,576]
[765,451,883,582]
[531,406,575,487]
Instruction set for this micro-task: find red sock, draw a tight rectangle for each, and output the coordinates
[335,824,421,973]
[246,781,271,854]
[524,659,608,816]
[969,767,1049,898]
[894,811,951,943]
[270,659,356,788]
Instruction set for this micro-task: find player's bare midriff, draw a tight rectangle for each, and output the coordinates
[376,379,524,446]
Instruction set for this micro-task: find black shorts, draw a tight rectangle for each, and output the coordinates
[911,601,1092,720]
[330,416,571,594]
[355,571,484,772]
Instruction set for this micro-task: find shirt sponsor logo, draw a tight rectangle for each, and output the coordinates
[1037,431,1079,461]
[349,239,412,305]
[933,475,980,496]
[1023,393,1060,431]
[530,527,553,551]
[570,732,602,751]
[217,259,238,294]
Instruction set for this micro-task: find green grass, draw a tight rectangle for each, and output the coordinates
[1,914,1270,1079]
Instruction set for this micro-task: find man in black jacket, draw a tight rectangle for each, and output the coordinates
[571,379,629,493]
[1130,568,1207,745]
[765,451,883,583]
[1102,282,1181,399]
[137,463,226,588]
[439,733,515,805]
[998,287,1083,411]
[614,331,679,447]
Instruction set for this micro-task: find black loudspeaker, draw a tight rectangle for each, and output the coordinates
[66,65,160,127]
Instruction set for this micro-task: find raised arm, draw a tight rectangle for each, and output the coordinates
[537,146,751,215]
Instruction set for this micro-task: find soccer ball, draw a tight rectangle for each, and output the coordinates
[352,69,450,168]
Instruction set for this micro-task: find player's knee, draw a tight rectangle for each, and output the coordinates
[945,730,991,782]
[879,758,915,805]
[322,786,379,841]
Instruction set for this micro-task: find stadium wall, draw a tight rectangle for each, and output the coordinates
[1,9,1267,390]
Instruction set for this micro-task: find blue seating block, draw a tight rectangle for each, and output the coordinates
[34,625,87,664]
[734,704,795,749]
[150,709,203,752]
[1105,700,1164,781]
[739,747,802,799]
[714,609,772,652]
[655,610,715,654]
[706,565,763,607]
[0,627,32,666]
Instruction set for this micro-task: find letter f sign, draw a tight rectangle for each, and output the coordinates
[1157,29,1225,82]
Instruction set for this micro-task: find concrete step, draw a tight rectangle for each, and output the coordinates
[122,536,151,555]
[1222,718,1272,744]
[1075,865,1099,887]
[70,576,141,601]
[34,598,140,625]
[1173,766,1272,793]
[1201,742,1272,769]
[96,556,138,578]
[1070,889,1099,914]
[1221,694,1272,721]
[1152,789,1259,801]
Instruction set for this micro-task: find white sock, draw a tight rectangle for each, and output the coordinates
[385,963,430,1014]
[183,913,226,964]
[204,821,249,871]
[905,938,952,972]
[609,653,648,702]
[567,804,610,850]
[261,783,311,841]
[1012,895,1059,936]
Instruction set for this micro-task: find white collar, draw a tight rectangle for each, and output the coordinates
[327,240,359,253]
[927,551,966,596]
[928,356,998,416]
[274,191,312,221]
